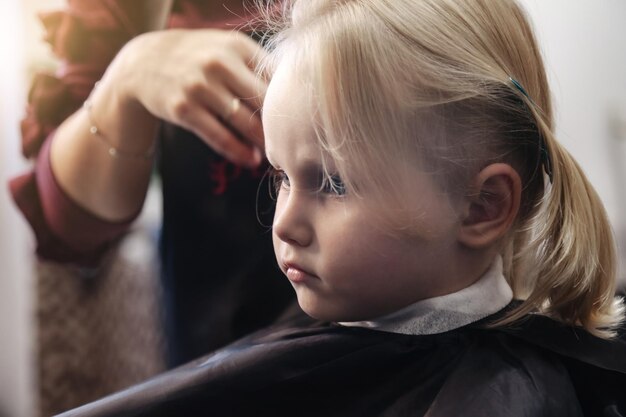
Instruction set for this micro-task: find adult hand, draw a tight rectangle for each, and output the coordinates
[110,29,268,168]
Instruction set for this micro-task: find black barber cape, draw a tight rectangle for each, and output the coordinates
[59,307,626,417]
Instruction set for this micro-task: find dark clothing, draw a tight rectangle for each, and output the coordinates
[157,125,293,363]
[58,309,626,417]
[9,0,294,365]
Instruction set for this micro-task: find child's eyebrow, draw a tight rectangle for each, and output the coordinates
[266,148,335,177]
[296,161,326,177]
[267,153,325,174]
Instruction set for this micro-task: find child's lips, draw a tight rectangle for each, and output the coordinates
[283,262,317,283]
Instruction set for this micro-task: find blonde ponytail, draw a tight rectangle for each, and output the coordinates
[502,116,624,338]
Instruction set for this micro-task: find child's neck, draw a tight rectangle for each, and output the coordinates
[339,254,512,334]
[434,246,500,298]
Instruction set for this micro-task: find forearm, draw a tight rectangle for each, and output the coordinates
[50,55,159,222]
[48,0,173,222]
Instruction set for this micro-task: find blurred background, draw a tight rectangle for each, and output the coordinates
[0,1,60,416]
[0,1,625,416]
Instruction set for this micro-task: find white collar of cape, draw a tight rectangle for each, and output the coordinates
[338,256,513,335]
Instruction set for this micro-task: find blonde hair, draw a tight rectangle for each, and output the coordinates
[255,0,624,337]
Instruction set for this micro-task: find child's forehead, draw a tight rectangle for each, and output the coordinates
[264,75,321,164]
[265,57,316,114]
[264,60,320,142]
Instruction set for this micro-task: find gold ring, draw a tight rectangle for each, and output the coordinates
[223,97,241,122]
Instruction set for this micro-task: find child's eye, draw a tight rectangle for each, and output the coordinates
[269,168,345,198]
[321,174,346,196]
[270,168,290,195]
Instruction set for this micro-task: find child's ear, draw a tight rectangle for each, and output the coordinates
[457,163,522,249]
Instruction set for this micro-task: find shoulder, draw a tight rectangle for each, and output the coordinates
[425,329,584,417]
[494,314,626,416]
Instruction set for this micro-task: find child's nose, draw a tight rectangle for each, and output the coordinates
[273,192,313,247]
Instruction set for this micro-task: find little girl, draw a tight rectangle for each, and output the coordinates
[60,0,626,416]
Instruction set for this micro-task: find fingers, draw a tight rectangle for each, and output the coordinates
[153,30,270,167]
[231,32,269,70]
[188,84,265,150]
[201,43,268,112]
[179,103,262,168]
[223,97,265,150]
[222,57,268,111]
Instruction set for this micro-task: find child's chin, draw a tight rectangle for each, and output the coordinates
[296,296,339,322]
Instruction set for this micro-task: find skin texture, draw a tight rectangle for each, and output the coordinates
[116,29,267,162]
[50,2,268,221]
[265,62,459,321]
[263,58,523,322]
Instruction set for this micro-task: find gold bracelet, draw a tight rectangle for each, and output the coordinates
[84,82,155,161]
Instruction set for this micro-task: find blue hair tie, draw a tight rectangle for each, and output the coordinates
[509,77,553,183]
[509,77,531,101]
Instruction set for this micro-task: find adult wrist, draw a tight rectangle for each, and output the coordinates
[91,45,160,156]
[84,82,155,161]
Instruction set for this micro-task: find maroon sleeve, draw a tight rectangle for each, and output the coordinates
[9,136,137,266]
[9,0,156,265]
[9,0,253,265]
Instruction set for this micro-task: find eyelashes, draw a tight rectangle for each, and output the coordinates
[269,168,346,198]
[270,168,290,197]
[323,174,346,196]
